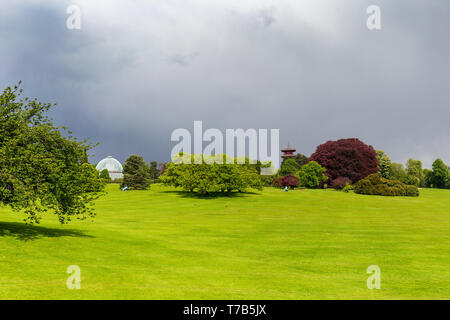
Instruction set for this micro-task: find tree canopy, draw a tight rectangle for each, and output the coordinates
[122,155,151,190]
[161,154,263,194]
[297,161,327,188]
[279,157,300,175]
[0,83,105,223]
[99,169,112,183]
[429,159,449,188]
[376,150,393,179]
[309,138,378,185]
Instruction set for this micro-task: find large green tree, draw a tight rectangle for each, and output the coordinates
[161,154,262,194]
[430,159,449,188]
[0,83,105,223]
[122,155,151,190]
[405,158,424,186]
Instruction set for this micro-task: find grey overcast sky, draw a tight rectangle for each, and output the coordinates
[1,0,449,168]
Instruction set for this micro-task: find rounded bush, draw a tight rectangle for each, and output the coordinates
[331,177,352,189]
[354,174,419,197]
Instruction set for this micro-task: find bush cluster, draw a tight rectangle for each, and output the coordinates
[331,176,352,190]
[342,183,353,193]
[354,174,419,197]
[272,175,299,189]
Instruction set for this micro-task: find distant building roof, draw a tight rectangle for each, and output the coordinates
[96,156,123,173]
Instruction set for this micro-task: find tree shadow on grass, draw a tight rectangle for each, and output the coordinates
[0,222,94,241]
[159,190,261,199]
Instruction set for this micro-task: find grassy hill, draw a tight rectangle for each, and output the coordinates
[0,184,449,299]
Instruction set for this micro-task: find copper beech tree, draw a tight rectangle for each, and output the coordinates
[309,138,378,185]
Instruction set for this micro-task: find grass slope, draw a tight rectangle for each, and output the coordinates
[0,184,449,299]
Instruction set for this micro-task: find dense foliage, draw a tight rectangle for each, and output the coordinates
[294,153,309,168]
[279,157,300,175]
[309,138,378,185]
[405,158,424,187]
[122,155,151,190]
[331,176,352,190]
[99,169,112,183]
[354,174,419,197]
[149,161,160,181]
[0,83,105,223]
[377,150,393,179]
[281,175,299,189]
[429,159,449,188]
[297,161,327,188]
[161,154,263,194]
[272,175,299,189]
[390,162,407,181]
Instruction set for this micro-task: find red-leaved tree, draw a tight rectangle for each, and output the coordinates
[282,175,299,189]
[309,138,378,184]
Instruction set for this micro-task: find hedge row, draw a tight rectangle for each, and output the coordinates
[354,174,419,197]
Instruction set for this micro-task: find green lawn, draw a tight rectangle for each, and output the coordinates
[0,184,449,299]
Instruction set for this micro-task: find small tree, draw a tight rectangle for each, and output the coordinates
[430,159,449,188]
[281,175,299,189]
[99,169,112,183]
[149,161,159,181]
[279,157,300,175]
[122,155,151,190]
[297,161,327,188]
[376,150,393,179]
[331,176,352,190]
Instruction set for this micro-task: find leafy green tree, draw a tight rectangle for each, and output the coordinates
[297,161,327,188]
[149,161,159,181]
[423,169,433,188]
[161,154,262,194]
[99,169,112,183]
[402,175,420,187]
[430,159,449,188]
[376,150,393,179]
[122,155,151,190]
[294,153,308,168]
[279,157,300,175]
[405,158,424,186]
[0,83,105,224]
[390,162,407,181]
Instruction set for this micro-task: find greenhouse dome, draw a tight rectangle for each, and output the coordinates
[96,156,124,180]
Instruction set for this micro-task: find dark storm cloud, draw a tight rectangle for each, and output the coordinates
[0,0,448,167]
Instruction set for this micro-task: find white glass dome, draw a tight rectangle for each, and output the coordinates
[96,156,124,180]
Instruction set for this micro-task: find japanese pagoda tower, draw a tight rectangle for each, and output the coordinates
[281,144,296,160]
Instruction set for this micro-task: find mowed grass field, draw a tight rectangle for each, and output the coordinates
[0,184,449,299]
